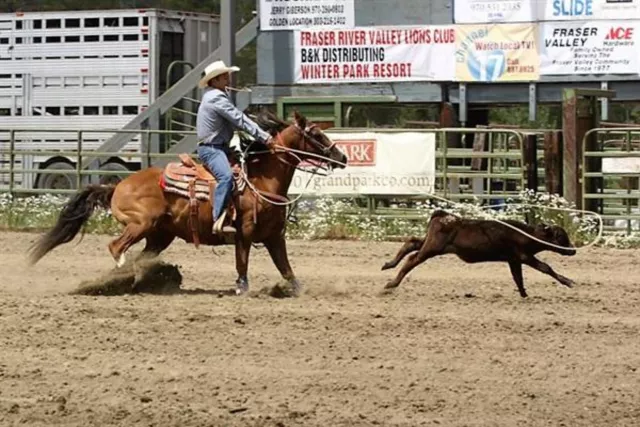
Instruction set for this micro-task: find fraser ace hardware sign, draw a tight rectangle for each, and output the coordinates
[540,22,640,75]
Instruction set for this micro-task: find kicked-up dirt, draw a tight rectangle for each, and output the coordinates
[0,231,639,426]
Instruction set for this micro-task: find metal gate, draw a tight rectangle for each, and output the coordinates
[582,127,640,234]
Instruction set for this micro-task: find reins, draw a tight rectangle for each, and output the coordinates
[238,124,346,208]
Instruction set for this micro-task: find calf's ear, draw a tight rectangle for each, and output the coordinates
[535,223,552,237]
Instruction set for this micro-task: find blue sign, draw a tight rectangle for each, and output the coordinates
[467,50,507,81]
[552,0,593,16]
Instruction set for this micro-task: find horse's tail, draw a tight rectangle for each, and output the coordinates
[28,184,115,265]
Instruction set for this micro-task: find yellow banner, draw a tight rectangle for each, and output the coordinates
[455,24,539,82]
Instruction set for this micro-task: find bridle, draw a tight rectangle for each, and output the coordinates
[239,123,340,199]
[237,119,347,242]
[267,121,345,175]
[295,122,338,158]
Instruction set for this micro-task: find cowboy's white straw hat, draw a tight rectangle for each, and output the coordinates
[198,60,240,88]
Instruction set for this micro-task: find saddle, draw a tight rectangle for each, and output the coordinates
[159,153,246,248]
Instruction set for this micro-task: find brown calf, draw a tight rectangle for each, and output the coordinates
[381,210,577,297]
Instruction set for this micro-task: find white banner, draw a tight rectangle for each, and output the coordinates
[538,0,640,21]
[603,157,640,173]
[454,0,535,23]
[293,26,456,84]
[259,0,354,31]
[288,132,436,195]
[539,21,640,75]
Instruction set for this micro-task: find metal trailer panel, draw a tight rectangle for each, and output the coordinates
[0,115,142,150]
[145,9,220,100]
[182,14,220,71]
[0,8,219,144]
[0,8,222,191]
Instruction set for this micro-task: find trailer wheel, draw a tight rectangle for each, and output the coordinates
[36,161,78,190]
[98,162,131,186]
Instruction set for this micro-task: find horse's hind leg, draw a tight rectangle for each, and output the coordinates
[381,237,425,271]
[108,222,151,267]
[138,230,175,260]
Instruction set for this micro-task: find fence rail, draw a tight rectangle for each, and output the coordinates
[1,126,638,234]
[582,127,640,234]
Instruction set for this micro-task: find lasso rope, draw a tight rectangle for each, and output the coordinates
[235,129,601,252]
[417,193,604,251]
[239,143,343,207]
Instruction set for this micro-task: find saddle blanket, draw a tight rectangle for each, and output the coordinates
[159,162,246,202]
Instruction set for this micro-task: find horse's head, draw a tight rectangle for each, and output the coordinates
[279,111,348,169]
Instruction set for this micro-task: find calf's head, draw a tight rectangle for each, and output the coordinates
[534,223,577,256]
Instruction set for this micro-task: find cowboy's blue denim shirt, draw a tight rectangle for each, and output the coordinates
[196,88,270,146]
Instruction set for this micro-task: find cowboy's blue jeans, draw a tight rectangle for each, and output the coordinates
[197,144,232,222]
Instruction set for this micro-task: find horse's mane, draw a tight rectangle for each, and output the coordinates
[238,108,290,153]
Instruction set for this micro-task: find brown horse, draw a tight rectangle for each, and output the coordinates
[28,111,348,295]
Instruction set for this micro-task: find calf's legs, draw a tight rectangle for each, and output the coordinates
[509,256,574,298]
[384,235,445,289]
[381,237,424,271]
[508,261,528,298]
[524,256,575,288]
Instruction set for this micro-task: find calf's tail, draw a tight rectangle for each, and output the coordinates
[28,184,115,265]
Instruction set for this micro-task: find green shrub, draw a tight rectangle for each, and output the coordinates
[0,191,636,248]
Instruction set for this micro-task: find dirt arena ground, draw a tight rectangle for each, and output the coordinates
[1,230,639,427]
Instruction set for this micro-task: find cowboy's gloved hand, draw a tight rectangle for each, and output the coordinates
[265,136,276,153]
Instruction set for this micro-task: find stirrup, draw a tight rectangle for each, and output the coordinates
[213,210,226,233]
[213,210,235,234]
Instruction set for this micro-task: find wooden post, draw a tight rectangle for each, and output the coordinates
[562,89,579,206]
[562,88,615,210]
[544,131,563,195]
[439,102,462,195]
[470,130,487,171]
[523,133,538,192]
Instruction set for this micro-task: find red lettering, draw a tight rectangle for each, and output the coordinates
[404,29,432,44]
[606,27,634,40]
[368,29,403,45]
[342,64,370,79]
[300,64,341,80]
[335,140,376,166]
[434,28,455,44]
[305,31,336,46]
[301,31,310,46]
[338,30,366,46]
[373,63,412,78]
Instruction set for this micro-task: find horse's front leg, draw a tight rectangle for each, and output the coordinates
[234,235,252,295]
[264,234,301,296]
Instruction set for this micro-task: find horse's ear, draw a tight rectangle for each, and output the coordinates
[293,110,307,128]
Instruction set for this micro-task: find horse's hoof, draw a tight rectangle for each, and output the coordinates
[291,279,302,297]
[116,254,126,268]
[235,278,249,295]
